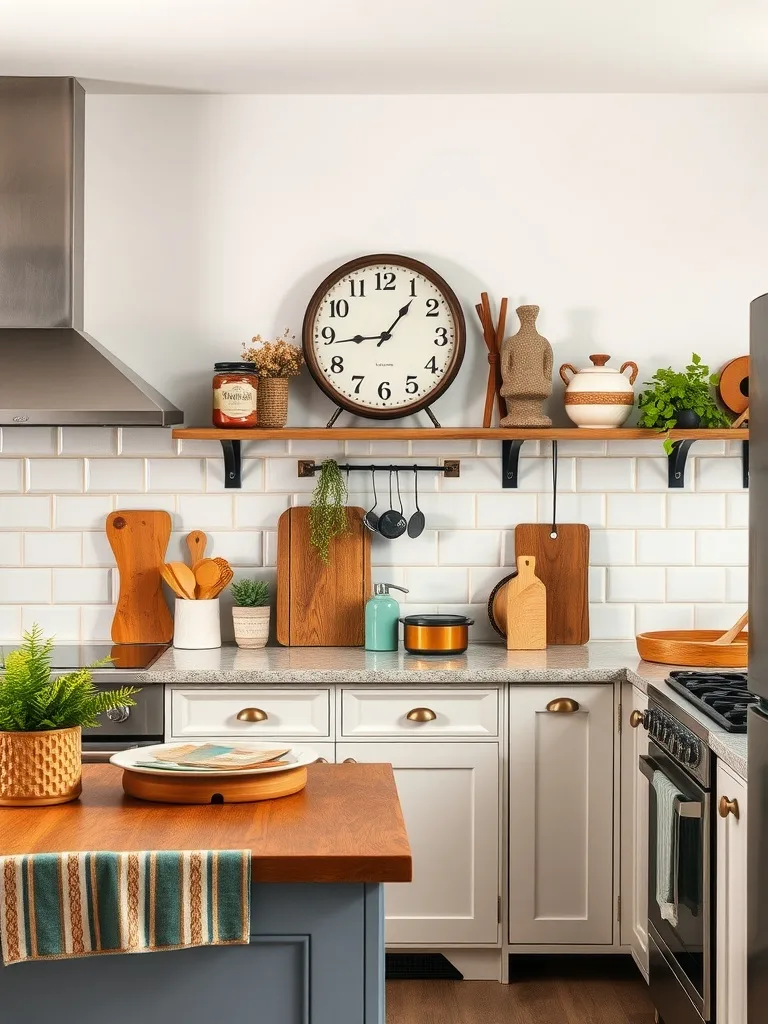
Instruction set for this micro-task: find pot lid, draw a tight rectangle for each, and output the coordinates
[576,354,622,373]
[400,614,474,626]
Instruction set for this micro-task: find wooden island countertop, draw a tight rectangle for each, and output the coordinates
[0,763,412,883]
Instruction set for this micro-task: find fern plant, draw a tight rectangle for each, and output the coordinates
[637,353,732,453]
[0,626,140,732]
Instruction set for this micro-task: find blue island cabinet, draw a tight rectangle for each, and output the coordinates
[1,883,384,1024]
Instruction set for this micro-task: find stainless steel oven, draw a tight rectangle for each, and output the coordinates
[637,687,714,1024]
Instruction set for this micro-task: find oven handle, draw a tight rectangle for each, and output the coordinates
[82,749,120,764]
[81,741,160,764]
[639,754,703,818]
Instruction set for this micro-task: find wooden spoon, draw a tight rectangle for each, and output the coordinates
[199,562,234,600]
[160,564,189,600]
[194,558,221,598]
[710,610,749,646]
[186,530,207,569]
[167,561,197,600]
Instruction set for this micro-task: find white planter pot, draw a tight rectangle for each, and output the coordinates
[173,598,221,650]
[232,606,270,649]
[560,354,639,428]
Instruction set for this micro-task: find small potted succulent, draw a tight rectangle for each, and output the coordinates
[637,352,731,453]
[0,626,139,806]
[230,578,271,648]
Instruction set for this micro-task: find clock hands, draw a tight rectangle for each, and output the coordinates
[332,334,382,344]
[377,300,412,347]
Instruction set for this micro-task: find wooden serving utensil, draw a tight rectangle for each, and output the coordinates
[197,558,234,600]
[186,530,207,569]
[194,558,221,598]
[710,610,748,646]
[167,561,196,600]
[160,564,189,600]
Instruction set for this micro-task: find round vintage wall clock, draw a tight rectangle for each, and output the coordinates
[302,254,466,425]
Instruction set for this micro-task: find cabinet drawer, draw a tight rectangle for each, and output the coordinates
[341,688,498,738]
[169,688,331,739]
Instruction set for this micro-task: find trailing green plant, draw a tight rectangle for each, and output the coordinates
[309,459,348,563]
[0,626,140,732]
[230,578,270,608]
[637,352,731,453]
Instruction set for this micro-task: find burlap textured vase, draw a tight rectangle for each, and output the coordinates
[0,726,82,806]
[499,305,553,427]
[257,377,289,428]
[232,607,270,649]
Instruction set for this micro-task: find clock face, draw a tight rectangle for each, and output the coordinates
[302,255,466,419]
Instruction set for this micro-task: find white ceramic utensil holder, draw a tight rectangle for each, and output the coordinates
[173,598,221,650]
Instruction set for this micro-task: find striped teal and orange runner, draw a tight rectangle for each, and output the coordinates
[0,850,250,966]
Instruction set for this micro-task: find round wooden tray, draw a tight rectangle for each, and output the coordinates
[121,765,308,804]
[636,630,748,668]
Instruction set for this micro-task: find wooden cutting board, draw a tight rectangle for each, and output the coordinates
[276,507,371,646]
[106,510,173,644]
[514,524,590,645]
[506,556,546,650]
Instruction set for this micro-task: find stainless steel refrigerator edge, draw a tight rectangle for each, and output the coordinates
[748,293,768,1021]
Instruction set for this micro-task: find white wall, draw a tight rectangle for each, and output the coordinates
[0,94,759,645]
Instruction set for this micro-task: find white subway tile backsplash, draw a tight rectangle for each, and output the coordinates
[636,458,682,492]
[726,566,748,602]
[589,603,635,639]
[406,567,468,603]
[24,533,81,567]
[538,492,606,528]
[0,569,51,603]
[265,459,316,492]
[22,606,79,640]
[607,439,666,456]
[667,493,725,529]
[87,459,144,492]
[606,494,664,529]
[264,531,278,566]
[177,495,234,530]
[54,495,112,530]
[690,440,726,456]
[207,458,264,492]
[635,603,694,632]
[697,457,744,491]
[0,460,22,492]
[476,492,537,529]
[0,534,21,566]
[27,459,84,493]
[554,439,606,456]
[694,603,747,630]
[408,493,475,529]
[115,494,177,519]
[53,569,111,604]
[517,457,574,492]
[439,530,501,566]
[0,496,51,529]
[60,428,116,456]
[469,565,512,603]
[636,530,695,566]
[411,440,477,456]
[577,458,634,492]
[590,530,635,565]
[81,605,115,642]
[2,428,55,455]
[0,607,21,642]
[607,566,665,602]
[372,531,437,566]
[82,531,115,567]
[726,493,749,529]
[206,532,262,566]
[120,427,176,456]
[695,529,748,566]
[148,459,205,492]
[667,567,726,602]
[235,494,291,528]
[288,439,346,458]
[589,566,606,602]
[442,458,499,492]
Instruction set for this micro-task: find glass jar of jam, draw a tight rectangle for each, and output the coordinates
[212,362,258,428]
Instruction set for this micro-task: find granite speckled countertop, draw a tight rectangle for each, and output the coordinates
[147,642,748,780]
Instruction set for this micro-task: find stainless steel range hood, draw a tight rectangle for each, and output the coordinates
[0,78,182,426]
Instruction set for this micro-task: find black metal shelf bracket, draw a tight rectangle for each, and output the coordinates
[501,440,525,488]
[743,440,750,489]
[667,439,695,488]
[221,439,242,489]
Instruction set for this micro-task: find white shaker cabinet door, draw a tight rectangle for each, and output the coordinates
[621,684,649,975]
[509,684,615,945]
[336,741,500,945]
[716,762,748,1024]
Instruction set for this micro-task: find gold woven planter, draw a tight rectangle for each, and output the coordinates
[0,726,82,806]
[257,377,289,428]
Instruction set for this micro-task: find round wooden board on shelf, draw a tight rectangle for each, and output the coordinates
[718,356,749,415]
[635,630,747,668]
[121,765,308,804]
[487,570,517,638]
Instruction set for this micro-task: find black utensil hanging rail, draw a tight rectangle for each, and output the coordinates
[297,461,461,478]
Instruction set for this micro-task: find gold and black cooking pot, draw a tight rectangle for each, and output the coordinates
[399,614,474,656]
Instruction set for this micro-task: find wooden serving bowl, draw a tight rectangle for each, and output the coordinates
[636,630,748,668]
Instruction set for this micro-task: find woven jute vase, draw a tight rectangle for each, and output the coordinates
[233,606,270,649]
[0,726,82,806]
[257,377,289,428]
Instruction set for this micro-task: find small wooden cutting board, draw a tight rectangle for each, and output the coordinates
[107,509,173,644]
[514,524,590,645]
[506,556,546,650]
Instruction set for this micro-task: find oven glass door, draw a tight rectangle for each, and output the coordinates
[642,743,710,1010]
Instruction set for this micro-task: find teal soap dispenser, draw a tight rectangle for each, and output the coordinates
[365,583,409,651]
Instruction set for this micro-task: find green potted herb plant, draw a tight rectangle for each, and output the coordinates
[230,578,271,648]
[637,352,731,452]
[0,626,139,806]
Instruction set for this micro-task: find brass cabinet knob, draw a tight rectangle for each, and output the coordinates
[629,710,646,729]
[546,697,580,713]
[406,707,437,723]
[343,757,358,764]
[719,795,740,820]
[315,757,329,764]
[236,707,268,723]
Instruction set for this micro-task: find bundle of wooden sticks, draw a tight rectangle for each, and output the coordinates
[475,292,509,427]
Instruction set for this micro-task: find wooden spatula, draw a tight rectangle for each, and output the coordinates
[186,530,207,569]
[167,561,196,600]
[710,610,748,646]
[194,558,221,598]
[160,564,189,600]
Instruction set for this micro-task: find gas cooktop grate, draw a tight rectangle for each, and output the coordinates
[665,670,756,733]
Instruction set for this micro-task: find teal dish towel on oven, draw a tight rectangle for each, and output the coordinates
[652,770,682,928]
[0,850,251,966]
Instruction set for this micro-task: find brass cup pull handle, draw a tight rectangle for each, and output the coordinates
[719,795,740,820]
[343,757,358,764]
[315,757,329,764]
[546,697,580,713]
[236,707,268,723]
[406,707,437,723]
[629,710,646,729]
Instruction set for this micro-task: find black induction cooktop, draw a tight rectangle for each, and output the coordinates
[0,643,168,671]
[665,670,756,733]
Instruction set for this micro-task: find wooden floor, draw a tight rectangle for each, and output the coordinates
[387,960,655,1024]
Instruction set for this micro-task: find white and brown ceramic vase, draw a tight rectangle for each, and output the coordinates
[499,305,554,427]
[559,354,638,428]
[0,726,82,806]
[232,606,270,649]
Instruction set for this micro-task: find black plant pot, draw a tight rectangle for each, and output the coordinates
[673,408,701,429]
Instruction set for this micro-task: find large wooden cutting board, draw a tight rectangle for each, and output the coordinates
[276,507,371,646]
[106,510,173,644]
[514,524,590,645]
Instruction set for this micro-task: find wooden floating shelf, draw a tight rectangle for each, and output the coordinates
[172,427,749,490]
